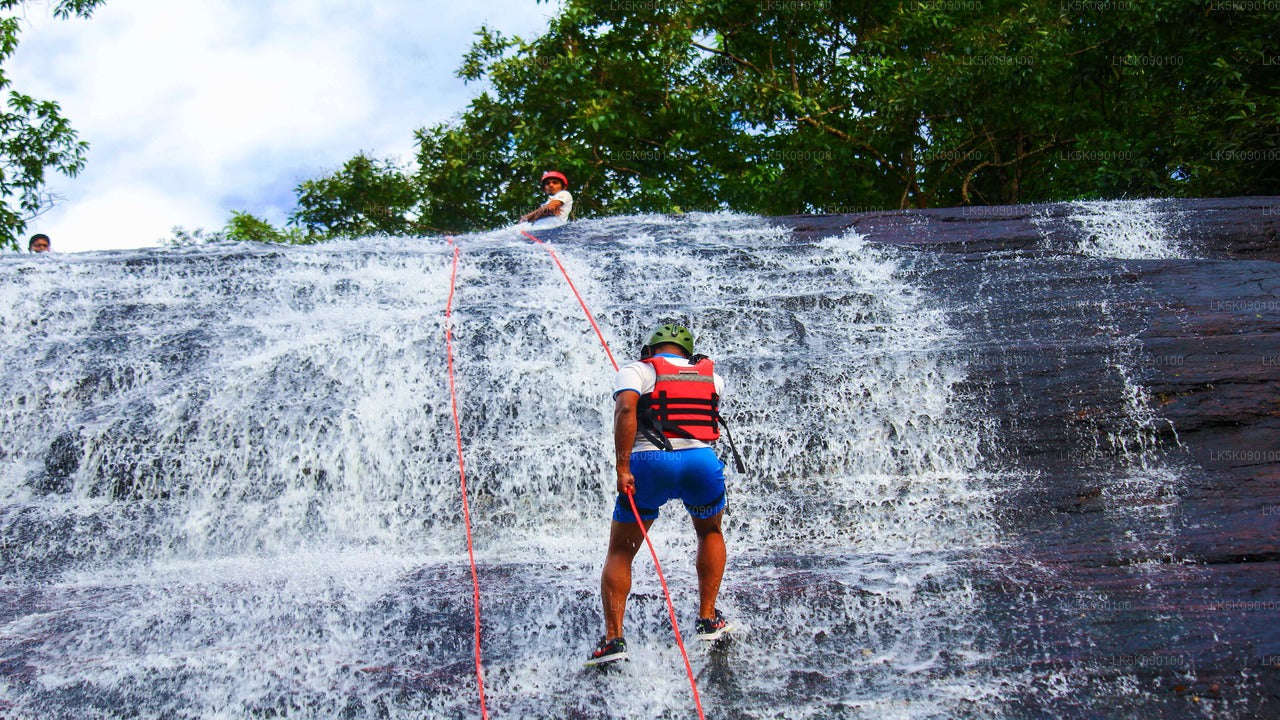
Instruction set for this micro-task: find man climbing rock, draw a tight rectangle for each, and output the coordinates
[587,323,734,666]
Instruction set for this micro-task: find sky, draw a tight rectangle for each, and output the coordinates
[9,0,562,253]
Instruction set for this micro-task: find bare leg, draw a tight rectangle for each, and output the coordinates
[691,511,726,619]
[600,518,652,639]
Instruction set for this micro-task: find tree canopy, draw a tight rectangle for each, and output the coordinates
[0,0,105,250]
[235,0,1280,240]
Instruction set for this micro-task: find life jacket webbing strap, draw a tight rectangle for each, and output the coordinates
[638,422,675,451]
[651,398,717,408]
[642,385,719,442]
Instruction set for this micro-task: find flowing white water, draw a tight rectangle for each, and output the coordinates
[3,215,1005,718]
[1066,199,1187,260]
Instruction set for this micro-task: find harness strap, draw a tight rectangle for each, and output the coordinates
[637,419,675,451]
[715,411,748,474]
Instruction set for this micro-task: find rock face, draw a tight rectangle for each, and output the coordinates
[1,199,1274,718]
[780,197,1280,261]
[775,196,1280,715]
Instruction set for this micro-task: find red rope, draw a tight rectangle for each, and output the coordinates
[521,228,706,720]
[625,490,706,719]
[445,238,490,719]
[519,230,618,371]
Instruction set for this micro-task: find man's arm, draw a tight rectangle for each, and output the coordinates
[613,390,639,495]
[520,199,563,222]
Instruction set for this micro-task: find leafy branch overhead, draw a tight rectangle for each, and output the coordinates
[0,0,106,250]
[247,0,1280,239]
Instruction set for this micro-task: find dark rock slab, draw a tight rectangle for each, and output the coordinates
[773,196,1280,261]
[773,196,1280,716]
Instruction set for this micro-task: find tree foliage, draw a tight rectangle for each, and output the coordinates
[160,225,224,247]
[0,0,106,250]
[292,153,421,237]
[262,0,1280,238]
[224,211,314,244]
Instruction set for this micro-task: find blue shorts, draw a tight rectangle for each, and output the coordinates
[613,447,726,523]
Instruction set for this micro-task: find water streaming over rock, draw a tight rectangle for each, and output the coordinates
[1064,199,1188,260]
[2,203,1274,718]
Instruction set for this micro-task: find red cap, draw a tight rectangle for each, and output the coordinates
[541,170,569,188]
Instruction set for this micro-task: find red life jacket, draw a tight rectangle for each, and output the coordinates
[637,355,721,448]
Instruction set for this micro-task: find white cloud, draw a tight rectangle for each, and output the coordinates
[36,183,222,254]
[9,0,560,252]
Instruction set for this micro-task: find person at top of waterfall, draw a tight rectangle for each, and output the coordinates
[519,170,573,228]
[28,234,50,253]
[586,323,734,666]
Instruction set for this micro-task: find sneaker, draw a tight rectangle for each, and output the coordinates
[695,610,733,641]
[585,636,628,666]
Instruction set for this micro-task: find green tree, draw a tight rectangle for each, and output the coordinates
[0,0,106,250]
[223,211,312,244]
[273,0,1279,236]
[159,215,311,247]
[160,225,225,247]
[415,6,743,229]
[291,153,421,237]
[215,155,417,244]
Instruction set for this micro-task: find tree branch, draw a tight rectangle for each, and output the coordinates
[962,139,1062,205]
[690,39,765,76]
[796,115,905,183]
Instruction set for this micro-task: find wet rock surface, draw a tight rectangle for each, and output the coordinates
[775,196,1280,717]
[3,200,1276,718]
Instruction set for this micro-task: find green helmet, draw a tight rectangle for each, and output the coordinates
[646,323,694,356]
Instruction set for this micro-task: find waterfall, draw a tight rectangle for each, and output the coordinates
[1065,199,1187,260]
[2,205,1258,718]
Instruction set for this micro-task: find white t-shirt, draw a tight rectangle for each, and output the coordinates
[548,190,573,221]
[526,190,573,229]
[613,353,725,453]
